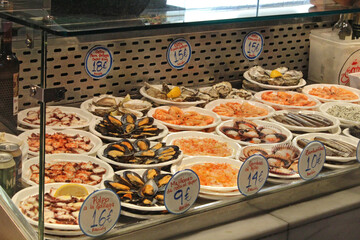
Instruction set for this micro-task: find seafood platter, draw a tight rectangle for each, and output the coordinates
[239,143,301,182]
[80,94,150,118]
[140,82,252,106]
[269,110,340,134]
[89,114,168,141]
[18,106,94,130]
[302,84,360,103]
[97,138,183,169]
[243,66,307,90]
[171,156,242,198]
[163,131,241,159]
[22,154,114,187]
[103,169,172,211]
[148,106,221,131]
[320,102,360,127]
[12,183,97,232]
[204,98,275,121]
[293,133,358,169]
[18,129,102,156]
[254,90,321,110]
[216,119,292,146]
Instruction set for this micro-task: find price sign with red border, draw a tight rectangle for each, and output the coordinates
[238,154,269,196]
[243,31,264,60]
[85,46,113,79]
[79,189,121,237]
[167,38,192,69]
[164,170,200,214]
[298,141,326,180]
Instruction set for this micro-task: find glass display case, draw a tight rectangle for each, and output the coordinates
[1,0,360,239]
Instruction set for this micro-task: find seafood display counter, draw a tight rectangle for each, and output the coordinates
[1,1,360,239]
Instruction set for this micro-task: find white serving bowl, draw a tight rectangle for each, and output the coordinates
[302,84,360,103]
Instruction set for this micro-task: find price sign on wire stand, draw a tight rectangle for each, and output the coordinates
[238,154,269,196]
[85,46,113,79]
[298,141,326,180]
[79,189,121,237]
[164,169,200,214]
[167,38,192,69]
[356,141,360,163]
[243,31,264,60]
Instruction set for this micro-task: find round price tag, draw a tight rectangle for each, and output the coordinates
[164,170,200,214]
[85,46,113,79]
[298,141,326,180]
[238,154,269,196]
[167,38,192,69]
[79,189,121,237]
[356,141,360,163]
[243,31,264,60]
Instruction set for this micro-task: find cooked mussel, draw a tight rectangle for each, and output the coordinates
[106,115,123,129]
[134,150,156,158]
[104,180,131,191]
[133,139,150,151]
[150,142,165,151]
[121,113,137,124]
[143,168,161,182]
[104,141,135,162]
[120,192,141,203]
[122,123,136,134]
[124,171,145,188]
[138,179,158,198]
[136,117,154,127]
[154,174,172,191]
[156,146,180,162]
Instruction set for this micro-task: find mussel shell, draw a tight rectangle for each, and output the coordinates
[134,150,156,158]
[138,179,158,198]
[136,117,154,127]
[104,142,134,162]
[139,198,157,206]
[154,193,164,205]
[106,115,123,129]
[154,174,172,191]
[116,139,135,152]
[123,171,145,188]
[95,124,110,136]
[104,180,131,191]
[155,146,180,162]
[120,192,141,203]
[143,159,159,165]
[121,113,137,125]
[122,123,136,134]
[150,142,165,151]
[133,139,151,151]
[143,168,161,182]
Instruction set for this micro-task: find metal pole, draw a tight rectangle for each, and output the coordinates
[38,30,47,240]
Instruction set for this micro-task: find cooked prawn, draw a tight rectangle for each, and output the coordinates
[153,107,214,126]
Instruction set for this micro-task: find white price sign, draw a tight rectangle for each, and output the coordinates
[167,38,192,69]
[164,170,200,214]
[298,141,326,180]
[85,46,113,79]
[243,31,264,60]
[238,154,269,196]
[79,189,121,237]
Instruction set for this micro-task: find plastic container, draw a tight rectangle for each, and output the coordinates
[308,28,360,86]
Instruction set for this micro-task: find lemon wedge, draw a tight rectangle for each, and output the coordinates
[270,70,282,78]
[167,86,181,98]
[54,183,89,198]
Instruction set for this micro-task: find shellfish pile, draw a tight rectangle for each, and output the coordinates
[220,119,288,144]
[103,139,181,165]
[247,66,303,86]
[240,144,300,176]
[104,169,172,206]
[272,112,334,127]
[95,114,163,139]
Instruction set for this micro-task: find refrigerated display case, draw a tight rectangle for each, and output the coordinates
[1,0,360,239]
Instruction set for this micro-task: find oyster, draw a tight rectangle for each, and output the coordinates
[247,66,303,86]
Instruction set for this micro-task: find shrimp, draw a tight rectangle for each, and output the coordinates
[168,106,184,118]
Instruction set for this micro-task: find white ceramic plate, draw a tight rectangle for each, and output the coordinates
[198,193,242,200]
[34,226,84,236]
[97,142,183,169]
[89,118,168,142]
[291,125,341,137]
[268,110,340,133]
[254,90,321,111]
[243,70,307,90]
[105,169,169,212]
[343,128,359,140]
[204,99,275,121]
[140,84,206,107]
[266,177,303,184]
[0,132,29,162]
[18,129,103,156]
[292,133,359,163]
[323,162,359,170]
[216,119,292,146]
[22,154,114,187]
[163,131,241,159]
[319,101,360,127]
[148,106,221,131]
[12,183,97,230]
[171,156,242,193]
[302,84,360,103]
[18,106,93,130]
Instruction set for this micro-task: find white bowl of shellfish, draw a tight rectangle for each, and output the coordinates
[292,133,359,163]
[319,101,360,127]
[216,119,292,146]
[268,110,340,133]
[18,106,94,130]
[148,106,222,131]
[12,183,98,231]
[204,99,275,121]
[163,131,241,159]
[22,154,114,187]
[302,84,360,103]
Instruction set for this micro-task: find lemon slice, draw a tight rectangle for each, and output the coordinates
[167,86,181,98]
[270,70,282,78]
[54,183,89,198]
